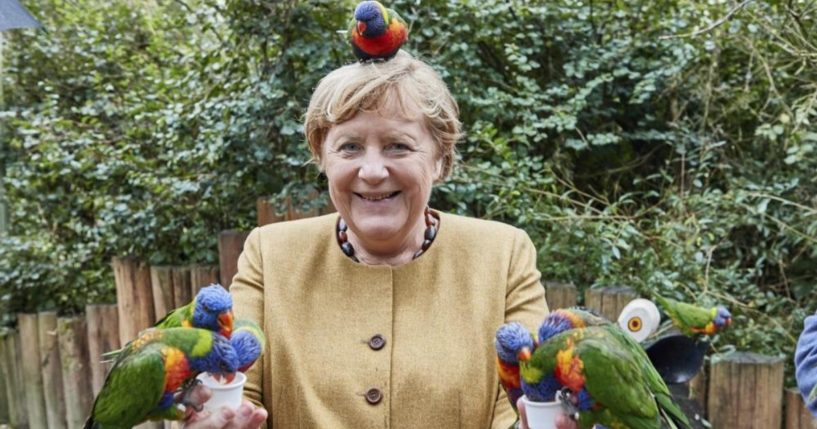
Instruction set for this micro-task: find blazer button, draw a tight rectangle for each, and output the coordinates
[365,388,383,405]
[368,334,386,350]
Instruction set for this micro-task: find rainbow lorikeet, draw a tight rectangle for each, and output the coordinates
[85,327,239,429]
[103,284,233,360]
[348,1,408,61]
[494,322,535,413]
[653,295,731,336]
[519,311,691,429]
[231,319,265,373]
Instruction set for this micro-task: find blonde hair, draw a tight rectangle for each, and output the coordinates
[304,51,461,180]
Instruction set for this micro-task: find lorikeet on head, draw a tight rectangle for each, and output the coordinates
[348,1,408,61]
[85,328,238,429]
[653,294,732,336]
[520,322,691,429]
[231,319,265,373]
[494,322,535,412]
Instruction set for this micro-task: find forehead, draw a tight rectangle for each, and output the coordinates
[328,94,429,138]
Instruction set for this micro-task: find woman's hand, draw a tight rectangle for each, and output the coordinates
[516,397,577,429]
[182,385,268,429]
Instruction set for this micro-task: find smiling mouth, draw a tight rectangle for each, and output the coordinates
[356,191,400,202]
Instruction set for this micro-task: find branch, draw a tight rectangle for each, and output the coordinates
[659,0,753,40]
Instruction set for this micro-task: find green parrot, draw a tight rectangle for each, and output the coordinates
[520,310,691,429]
[653,295,732,336]
[103,284,233,361]
[85,327,239,429]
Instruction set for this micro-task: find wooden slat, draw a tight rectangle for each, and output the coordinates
[218,230,250,289]
[86,304,120,397]
[543,281,577,310]
[172,266,192,309]
[0,329,26,427]
[18,313,47,428]
[785,387,817,429]
[150,265,176,321]
[58,316,93,429]
[189,264,219,297]
[708,352,784,429]
[584,288,603,316]
[39,311,67,429]
[113,256,156,344]
[0,331,9,424]
[257,196,284,226]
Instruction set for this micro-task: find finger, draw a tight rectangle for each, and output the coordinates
[516,397,529,429]
[555,414,577,429]
[230,401,268,429]
[188,385,213,407]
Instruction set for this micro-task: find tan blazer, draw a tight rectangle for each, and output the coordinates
[231,211,548,428]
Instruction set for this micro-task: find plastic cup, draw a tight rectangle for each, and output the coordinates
[196,372,247,413]
[522,395,565,429]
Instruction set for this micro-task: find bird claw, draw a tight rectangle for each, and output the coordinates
[556,388,580,421]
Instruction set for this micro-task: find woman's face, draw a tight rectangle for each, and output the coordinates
[322,99,442,247]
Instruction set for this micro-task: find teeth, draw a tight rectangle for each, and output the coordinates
[360,192,396,201]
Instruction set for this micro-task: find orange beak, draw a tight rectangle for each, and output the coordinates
[517,347,532,362]
[218,311,234,338]
[357,21,366,35]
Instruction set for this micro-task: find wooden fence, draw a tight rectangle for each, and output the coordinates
[0,201,813,429]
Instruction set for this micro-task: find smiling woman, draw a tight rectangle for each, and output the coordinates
[224,49,549,429]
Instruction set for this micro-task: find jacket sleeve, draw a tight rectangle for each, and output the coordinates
[795,314,817,416]
[491,228,549,429]
[229,227,267,410]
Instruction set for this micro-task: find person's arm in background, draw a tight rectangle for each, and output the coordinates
[795,313,817,416]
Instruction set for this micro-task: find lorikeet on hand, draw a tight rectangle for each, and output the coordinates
[495,322,535,412]
[231,319,265,373]
[653,294,731,336]
[103,284,233,360]
[520,311,691,429]
[85,328,239,429]
[349,1,408,61]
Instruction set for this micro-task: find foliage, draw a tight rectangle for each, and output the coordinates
[1,0,815,380]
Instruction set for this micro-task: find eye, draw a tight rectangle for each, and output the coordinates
[338,142,362,153]
[386,142,411,152]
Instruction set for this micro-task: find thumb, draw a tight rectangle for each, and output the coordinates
[215,407,236,424]
[516,397,529,429]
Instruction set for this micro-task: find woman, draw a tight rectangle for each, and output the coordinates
[795,312,817,416]
[185,51,552,429]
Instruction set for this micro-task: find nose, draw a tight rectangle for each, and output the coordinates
[358,152,388,184]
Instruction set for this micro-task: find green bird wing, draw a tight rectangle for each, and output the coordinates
[386,7,407,27]
[655,296,711,334]
[154,301,194,329]
[90,342,167,427]
[577,332,662,429]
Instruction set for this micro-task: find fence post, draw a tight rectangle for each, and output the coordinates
[86,304,120,397]
[18,313,47,428]
[151,266,176,319]
[218,230,249,289]
[113,256,156,343]
[189,264,219,296]
[172,266,192,309]
[39,311,67,429]
[0,331,8,424]
[544,281,577,310]
[785,387,817,429]
[708,352,784,429]
[58,316,93,429]
[1,329,27,426]
[584,286,638,321]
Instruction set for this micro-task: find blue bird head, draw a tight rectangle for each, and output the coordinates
[193,284,234,338]
[232,330,262,373]
[521,373,562,402]
[189,333,239,382]
[713,305,732,329]
[495,322,534,364]
[538,310,581,344]
[354,1,388,37]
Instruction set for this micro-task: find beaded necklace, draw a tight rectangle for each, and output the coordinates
[336,207,440,263]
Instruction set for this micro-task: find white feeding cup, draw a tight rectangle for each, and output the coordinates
[196,372,247,413]
[522,395,566,429]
